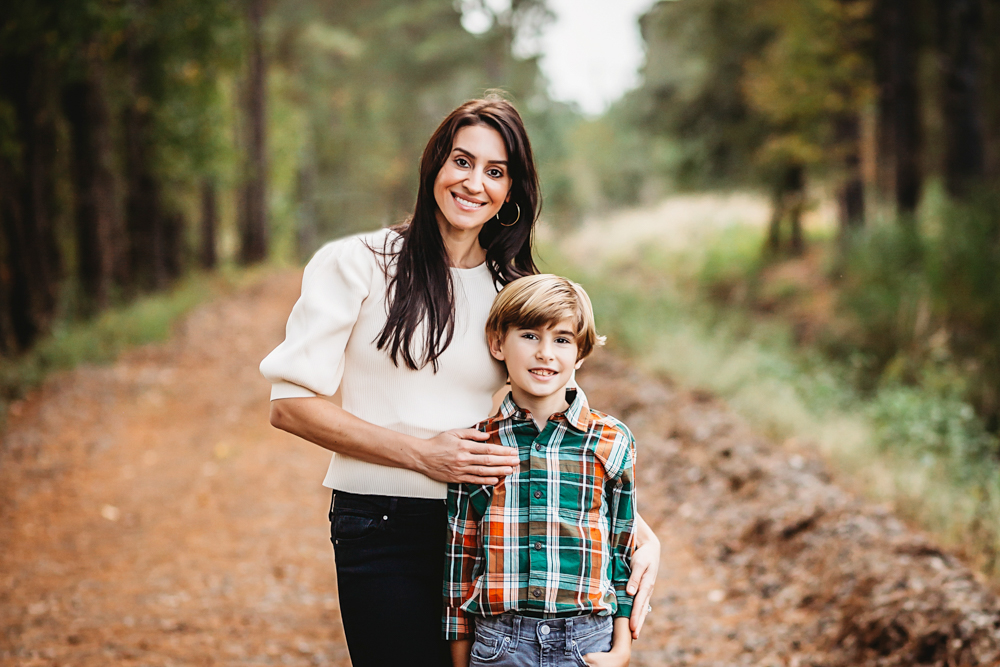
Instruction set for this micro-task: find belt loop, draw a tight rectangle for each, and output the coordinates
[510,615,521,652]
[564,617,574,654]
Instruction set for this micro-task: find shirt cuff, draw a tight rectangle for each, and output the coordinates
[443,607,473,641]
[614,588,634,620]
[269,380,318,400]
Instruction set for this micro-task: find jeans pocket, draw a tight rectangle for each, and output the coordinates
[470,633,510,664]
[331,511,381,544]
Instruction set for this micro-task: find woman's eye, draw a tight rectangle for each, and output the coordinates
[455,157,470,168]
[487,168,504,179]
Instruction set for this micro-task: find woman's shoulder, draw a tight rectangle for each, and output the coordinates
[306,227,401,277]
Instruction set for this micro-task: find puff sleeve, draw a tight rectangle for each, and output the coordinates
[259,234,376,400]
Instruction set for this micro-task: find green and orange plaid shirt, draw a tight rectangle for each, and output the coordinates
[443,388,636,641]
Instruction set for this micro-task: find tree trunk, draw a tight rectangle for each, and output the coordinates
[200,179,218,269]
[0,53,62,352]
[874,0,922,214]
[937,0,986,197]
[239,0,269,265]
[124,30,168,292]
[766,163,806,256]
[766,190,784,255]
[982,1,1000,182]
[835,113,866,234]
[62,55,120,314]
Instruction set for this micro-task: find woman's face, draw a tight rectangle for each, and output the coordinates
[433,124,512,237]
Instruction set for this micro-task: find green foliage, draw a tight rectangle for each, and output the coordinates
[834,222,925,385]
[696,224,766,303]
[829,192,1000,424]
[632,0,773,188]
[870,386,997,484]
[743,0,872,175]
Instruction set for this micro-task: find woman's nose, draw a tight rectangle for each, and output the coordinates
[464,169,484,193]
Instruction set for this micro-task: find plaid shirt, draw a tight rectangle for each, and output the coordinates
[443,388,636,641]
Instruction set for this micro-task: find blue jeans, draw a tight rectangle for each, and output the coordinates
[470,613,614,666]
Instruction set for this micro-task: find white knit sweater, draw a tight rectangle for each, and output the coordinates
[260,228,507,499]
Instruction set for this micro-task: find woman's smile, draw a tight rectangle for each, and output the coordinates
[452,193,487,210]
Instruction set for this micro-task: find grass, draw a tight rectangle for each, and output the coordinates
[539,224,1000,577]
[0,267,252,429]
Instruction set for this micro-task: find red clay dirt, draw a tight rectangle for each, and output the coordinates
[2,271,999,667]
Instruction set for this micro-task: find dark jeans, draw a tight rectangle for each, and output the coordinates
[329,490,451,667]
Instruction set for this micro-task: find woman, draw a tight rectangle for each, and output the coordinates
[261,96,659,667]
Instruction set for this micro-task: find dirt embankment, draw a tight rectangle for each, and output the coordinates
[2,270,999,667]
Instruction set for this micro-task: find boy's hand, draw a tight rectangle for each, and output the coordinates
[582,649,630,667]
[582,617,631,666]
[421,429,519,485]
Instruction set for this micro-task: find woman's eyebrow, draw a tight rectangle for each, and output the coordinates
[453,147,508,165]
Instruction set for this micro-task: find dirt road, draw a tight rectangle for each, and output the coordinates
[2,270,999,666]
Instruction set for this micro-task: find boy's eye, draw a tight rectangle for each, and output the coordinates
[520,332,538,340]
[555,337,572,345]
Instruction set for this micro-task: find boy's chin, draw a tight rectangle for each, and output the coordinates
[518,378,573,399]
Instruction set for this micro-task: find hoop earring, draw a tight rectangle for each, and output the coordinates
[499,203,521,227]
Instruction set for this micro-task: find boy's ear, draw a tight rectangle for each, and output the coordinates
[575,357,585,370]
[488,334,506,361]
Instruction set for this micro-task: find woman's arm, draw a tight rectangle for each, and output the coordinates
[270,397,519,485]
[626,512,660,640]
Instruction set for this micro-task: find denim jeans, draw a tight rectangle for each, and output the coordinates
[330,490,451,667]
[470,613,614,667]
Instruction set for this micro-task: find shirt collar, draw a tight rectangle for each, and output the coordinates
[496,386,592,433]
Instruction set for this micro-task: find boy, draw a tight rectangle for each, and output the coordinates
[444,274,636,667]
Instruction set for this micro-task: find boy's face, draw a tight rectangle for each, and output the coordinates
[489,317,584,401]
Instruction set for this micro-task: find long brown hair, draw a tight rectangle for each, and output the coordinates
[374,96,540,371]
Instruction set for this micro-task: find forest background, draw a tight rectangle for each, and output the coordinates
[2,0,1000,577]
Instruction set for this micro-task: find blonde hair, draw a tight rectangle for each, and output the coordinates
[485,274,605,360]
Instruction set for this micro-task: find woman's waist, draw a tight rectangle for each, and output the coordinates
[323,453,447,500]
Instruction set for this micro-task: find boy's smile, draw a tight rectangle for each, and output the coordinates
[489,317,584,426]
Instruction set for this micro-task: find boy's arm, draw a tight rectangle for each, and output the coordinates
[450,639,472,667]
[607,429,637,621]
[443,481,486,641]
[581,618,632,666]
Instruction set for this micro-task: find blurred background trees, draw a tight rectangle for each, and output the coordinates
[1,0,999,433]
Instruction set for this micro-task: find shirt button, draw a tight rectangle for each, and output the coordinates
[533,542,542,550]
[534,443,542,451]
[533,490,542,499]
[532,588,542,598]
[539,625,550,635]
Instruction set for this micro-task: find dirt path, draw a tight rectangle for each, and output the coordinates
[2,270,1000,667]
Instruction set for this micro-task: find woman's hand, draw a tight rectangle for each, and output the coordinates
[418,429,520,485]
[627,514,660,640]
